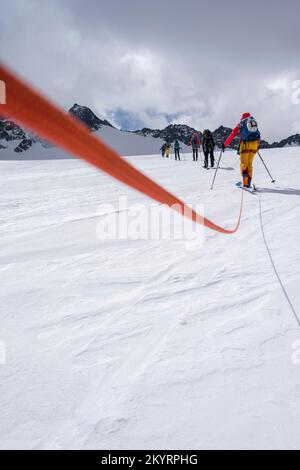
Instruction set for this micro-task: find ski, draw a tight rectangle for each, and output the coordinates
[236,181,257,193]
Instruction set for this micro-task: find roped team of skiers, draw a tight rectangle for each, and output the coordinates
[159,112,261,188]
[160,140,181,160]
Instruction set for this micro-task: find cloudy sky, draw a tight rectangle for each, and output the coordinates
[0,0,299,141]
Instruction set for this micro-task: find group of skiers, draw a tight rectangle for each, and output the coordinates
[160,130,215,168]
[159,112,261,189]
[160,141,181,160]
[189,130,215,168]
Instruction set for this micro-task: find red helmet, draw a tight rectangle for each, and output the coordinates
[241,112,251,120]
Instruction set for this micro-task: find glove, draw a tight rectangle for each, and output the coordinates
[222,143,225,152]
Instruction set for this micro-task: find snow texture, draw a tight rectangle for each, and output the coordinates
[0,145,300,450]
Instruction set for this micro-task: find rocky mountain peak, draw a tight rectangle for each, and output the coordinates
[68,104,114,131]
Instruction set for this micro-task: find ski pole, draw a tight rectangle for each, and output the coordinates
[210,149,223,190]
[258,151,275,183]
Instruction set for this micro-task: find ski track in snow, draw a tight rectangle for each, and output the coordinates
[0,148,300,449]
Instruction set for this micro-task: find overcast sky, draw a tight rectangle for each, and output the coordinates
[0,0,299,141]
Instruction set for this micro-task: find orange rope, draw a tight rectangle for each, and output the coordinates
[0,63,244,234]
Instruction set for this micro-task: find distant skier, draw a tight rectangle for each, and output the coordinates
[160,143,167,157]
[222,113,261,188]
[189,132,201,161]
[174,139,181,161]
[165,143,171,158]
[202,129,215,168]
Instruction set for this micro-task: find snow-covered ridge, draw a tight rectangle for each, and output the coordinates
[272,134,300,148]
[1,104,299,156]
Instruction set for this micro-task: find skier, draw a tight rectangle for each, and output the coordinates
[189,132,201,161]
[202,129,215,168]
[165,142,171,158]
[160,143,167,158]
[174,139,181,161]
[222,113,261,188]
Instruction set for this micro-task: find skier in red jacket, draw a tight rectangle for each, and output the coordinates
[189,132,202,162]
[222,113,261,188]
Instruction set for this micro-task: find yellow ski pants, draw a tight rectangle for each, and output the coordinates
[239,140,260,180]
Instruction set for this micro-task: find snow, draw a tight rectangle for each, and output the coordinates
[0,122,191,160]
[0,145,300,450]
[95,125,166,156]
[0,127,160,160]
[0,142,72,160]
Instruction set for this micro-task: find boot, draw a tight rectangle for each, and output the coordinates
[243,171,249,187]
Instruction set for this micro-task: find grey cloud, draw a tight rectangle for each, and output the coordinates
[0,0,299,140]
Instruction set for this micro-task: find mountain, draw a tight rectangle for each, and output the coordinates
[0,118,35,152]
[135,124,274,150]
[135,124,200,145]
[0,104,115,153]
[0,114,167,160]
[1,104,299,155]
[68,104,114,131]
[270,133,300,148]
[212,125,240,149]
